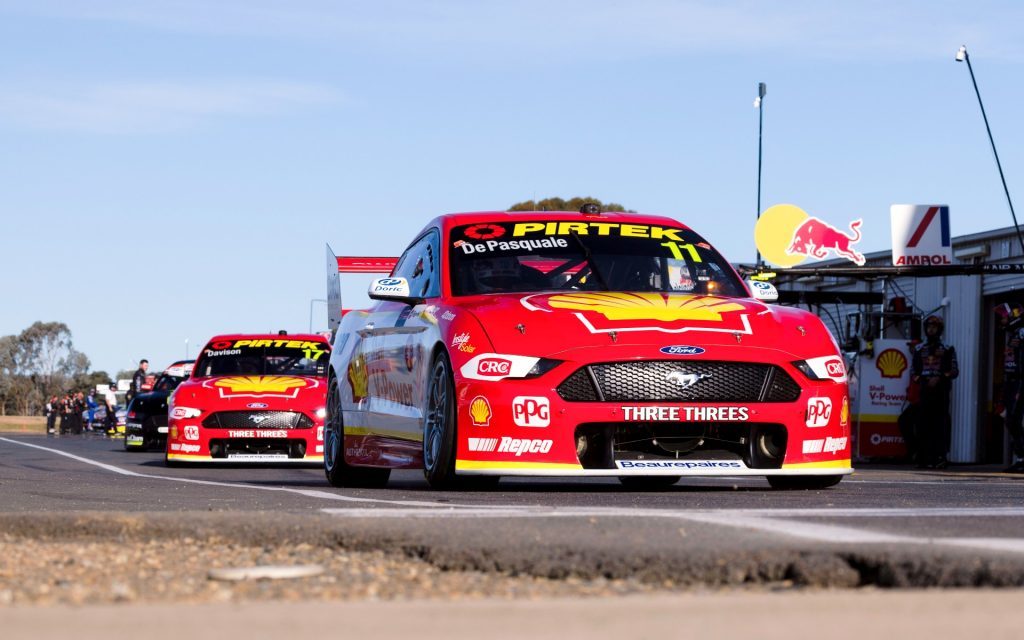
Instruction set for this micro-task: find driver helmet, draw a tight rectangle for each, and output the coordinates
[470,257,521,292]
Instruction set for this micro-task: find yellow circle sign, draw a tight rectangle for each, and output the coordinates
[754,204,810,268]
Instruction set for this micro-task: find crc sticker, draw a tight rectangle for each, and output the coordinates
[469,396,492,426]
[459,354,540,381]
[183,425,199,441]
[806,397,833,427]
[804,355,847,382]
[660,345,705,356]
[512,396,550,427]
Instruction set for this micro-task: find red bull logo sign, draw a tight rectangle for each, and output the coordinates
[755,204,866,267]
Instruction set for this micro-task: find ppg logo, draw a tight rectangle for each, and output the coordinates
[184,425,200,441]
[806,397,833,428]
[477,358,512,376]
[512,396,550,427]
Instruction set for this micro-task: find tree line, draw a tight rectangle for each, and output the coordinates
[0,322,109,416]
[508,196,633,213]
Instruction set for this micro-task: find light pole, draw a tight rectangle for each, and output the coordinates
[754,82,766,264]
[955,45,1024,255]
[309,298,327,333]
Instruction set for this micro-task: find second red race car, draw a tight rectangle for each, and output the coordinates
[324,209,852,489]
[165,333,330,465]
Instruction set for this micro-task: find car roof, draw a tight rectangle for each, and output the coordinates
[203,333,329,343]
[433,210,692,232]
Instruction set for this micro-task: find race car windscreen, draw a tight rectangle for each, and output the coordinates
[450,220,746,297]
[152,374,186,392]
[192,339,330,378]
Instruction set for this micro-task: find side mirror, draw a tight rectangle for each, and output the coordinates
[746,279,779,303]
[367,277,423,306]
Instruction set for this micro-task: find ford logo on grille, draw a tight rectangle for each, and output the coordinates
[660,345,705,356]
[666,372,711,389]
[246,403,268,409]
[248,414,270,425]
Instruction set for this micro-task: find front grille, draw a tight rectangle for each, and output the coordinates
[557,361,802,403]
[202,411,313,430]
[208,438,306,458]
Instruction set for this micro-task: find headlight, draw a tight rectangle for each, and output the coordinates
[793,356,847,382]
[314,407,327,419]
[171,407,202,419]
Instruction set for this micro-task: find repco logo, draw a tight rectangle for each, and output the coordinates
[806,397,833,427]
[477,358,512,376]
[825,359,844,377]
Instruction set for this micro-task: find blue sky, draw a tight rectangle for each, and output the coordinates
[1,1,1022,376]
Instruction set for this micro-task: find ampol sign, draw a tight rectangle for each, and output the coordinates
[890,205,952,266]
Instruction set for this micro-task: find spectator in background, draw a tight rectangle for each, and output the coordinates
[45,396,58,434]
[911,315,959,469]
[58,394,70,435]
[127,359,148,407]
[86,391,98,432]
[70,392,85,435]
[103,383,118,435]
[996,303,1024,472]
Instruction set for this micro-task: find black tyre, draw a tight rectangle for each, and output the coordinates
[324,374,391,488]
[617,475,681,490]
[767,475,843,490]
[423,351,460,489]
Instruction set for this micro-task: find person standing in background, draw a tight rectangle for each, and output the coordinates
[103,383,119,435]
[86,391,98,432]
[911,315,959,469]
[45,396,58,434]
[127,359,148,407]
[996,303,1024,472]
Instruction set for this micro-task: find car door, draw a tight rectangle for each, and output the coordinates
[353,230,441,464]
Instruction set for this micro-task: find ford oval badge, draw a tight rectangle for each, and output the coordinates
[660,345,705,356]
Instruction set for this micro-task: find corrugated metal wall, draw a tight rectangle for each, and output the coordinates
[946,276,981,462]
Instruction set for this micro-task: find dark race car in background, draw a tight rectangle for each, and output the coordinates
[124,360,195,451]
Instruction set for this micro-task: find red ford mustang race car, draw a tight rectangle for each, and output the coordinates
[165,333,330,464]
[323,209,851,489]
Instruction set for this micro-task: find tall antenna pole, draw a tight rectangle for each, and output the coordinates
[754,82,767,264]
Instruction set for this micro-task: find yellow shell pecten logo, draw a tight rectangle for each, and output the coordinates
[348,355,368,401]
[214,376,306,395]
[469,396,491,426]
[875,349,908,379]
[547,292,745,322]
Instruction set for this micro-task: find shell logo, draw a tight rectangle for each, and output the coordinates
[348,354,368,401]
[546,292,745,323]
[840,396,849,427]
[213,376,308,395]
[876,349,908,379]
[469,396,492,426]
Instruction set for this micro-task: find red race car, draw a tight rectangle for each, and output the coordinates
[323,209,851,489]
[165,333,330,465]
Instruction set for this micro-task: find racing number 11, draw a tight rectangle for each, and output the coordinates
[661,241,701,262]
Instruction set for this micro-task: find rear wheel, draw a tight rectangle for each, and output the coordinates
[617,476,681,490]
[423,352,460,489]
[324,374,391,488]
[767,475,843,490]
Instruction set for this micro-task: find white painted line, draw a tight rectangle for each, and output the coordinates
[0,436,479,510]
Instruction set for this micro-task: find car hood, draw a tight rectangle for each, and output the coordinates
[457,291,837,361]
[172,375,326,411]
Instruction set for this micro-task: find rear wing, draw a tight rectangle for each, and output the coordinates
[325,244,399,332]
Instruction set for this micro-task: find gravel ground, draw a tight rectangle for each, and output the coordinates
[0,537,691,607]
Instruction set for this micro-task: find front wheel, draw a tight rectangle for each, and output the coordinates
[767,475,843,490]
[324,375,391,488]
[423,352,459,489]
